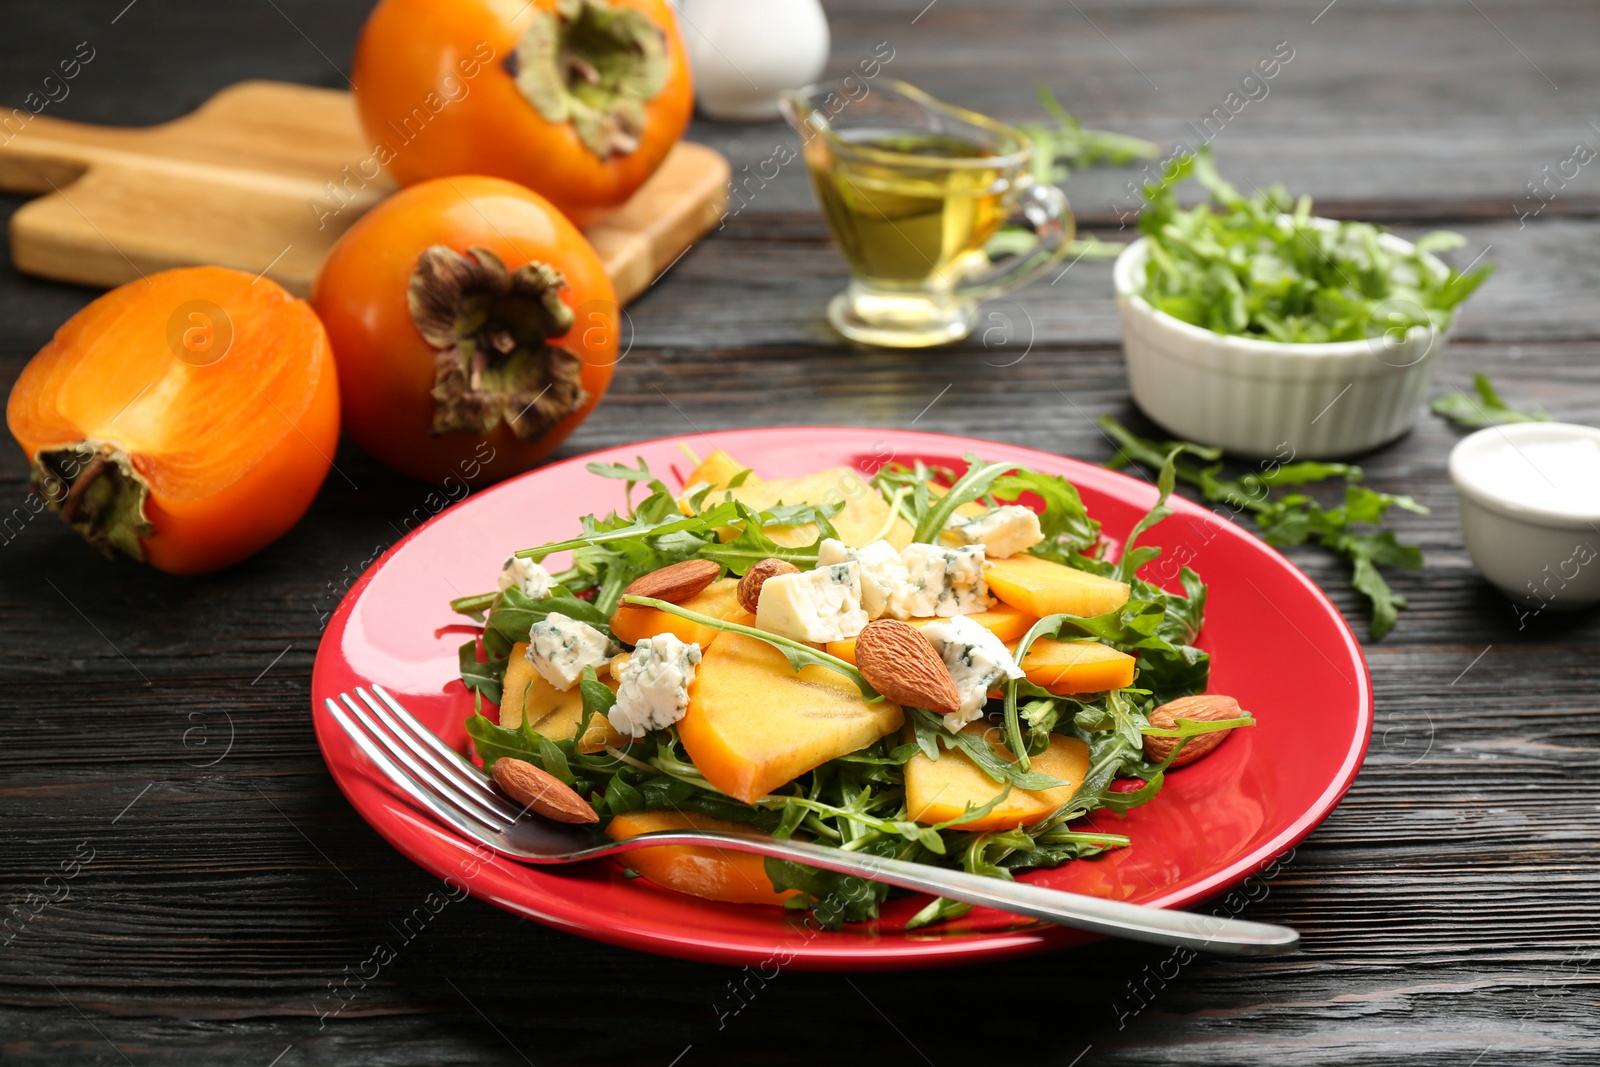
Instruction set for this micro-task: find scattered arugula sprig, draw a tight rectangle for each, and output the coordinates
[1099,415,1426,639]
[1021,84,1162,183]
[1431,372,1550,429]
[986,87,1160,264]
[1137,147,1494,343]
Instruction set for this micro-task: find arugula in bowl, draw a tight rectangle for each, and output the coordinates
[1135,148,1494,344]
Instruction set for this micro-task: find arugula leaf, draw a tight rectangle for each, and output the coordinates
[1019,83,1160,182]
[926,784,1017,832]
[1141,714,1255,738]
[1136,146,1495,343]
[583,456,704,525]
[913,454,1018,543]
[1258,461,1356,488]
[694,503,834,574]
[1431,373,1550,428]
[986,87,1160,260]
[904,895,975,930]
[1348,542,1407,639]
[987,232,1129,260]
[758,501,846,529]
[870,460,938,533]
[1114,449,1180,584]
[1254,485,1424,640]
[576,665,613,746]
[464,712,535,771]
[603,775,645,816]
[458,639,506,705]
[499,490,848,619]
[448,590,498,620]
[585,460,655,482]
[485,584,613,644]
[518,502,743,559]
[907,710,1073,791]
[764,850,894,927]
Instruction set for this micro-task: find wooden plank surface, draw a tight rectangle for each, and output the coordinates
[2,1,1598,1065]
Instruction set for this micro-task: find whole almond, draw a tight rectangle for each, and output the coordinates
[492,757,599,824]
[853,620,961,716]
[1143,694,1244,768]
[737,557,800,614]
[625,558,721,603]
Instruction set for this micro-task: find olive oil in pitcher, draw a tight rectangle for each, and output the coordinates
[806,131,1010,290]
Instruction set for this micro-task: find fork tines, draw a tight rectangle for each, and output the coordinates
[325,686,520,831]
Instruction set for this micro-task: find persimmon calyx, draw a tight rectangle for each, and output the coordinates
[509,0,668,158]
[408,244,588,443]
[30,441,153,562]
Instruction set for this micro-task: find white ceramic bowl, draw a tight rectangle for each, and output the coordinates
[1112,227,1452,460]
[1449,422,1600,609]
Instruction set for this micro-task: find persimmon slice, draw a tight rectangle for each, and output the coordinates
[6,266,339,574]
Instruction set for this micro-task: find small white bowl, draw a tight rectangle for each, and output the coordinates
[1449,422,1600,609]
[1112,227,1452,460]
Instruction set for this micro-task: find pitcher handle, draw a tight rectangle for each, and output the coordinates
[955,183,1075,302]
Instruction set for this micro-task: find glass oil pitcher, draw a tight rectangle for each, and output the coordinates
[781,79,1074,347]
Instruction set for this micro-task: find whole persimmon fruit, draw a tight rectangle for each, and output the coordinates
[312,175,619,484]
[6,266,339,574]
[351,0,693,226]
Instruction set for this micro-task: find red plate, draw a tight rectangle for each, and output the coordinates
[311,428,1371,969]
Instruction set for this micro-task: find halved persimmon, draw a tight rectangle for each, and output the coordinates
[5,266,338,574]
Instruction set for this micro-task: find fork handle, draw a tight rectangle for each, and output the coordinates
[605,831,1299,955]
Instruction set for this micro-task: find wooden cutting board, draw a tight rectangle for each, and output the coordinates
[0,80,729,303]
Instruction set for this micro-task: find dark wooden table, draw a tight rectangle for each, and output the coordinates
[3,2,1598,1063]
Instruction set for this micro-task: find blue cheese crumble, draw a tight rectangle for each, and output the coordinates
[498,556,555,598]
[755,561,869,643]
[526,611,615,692]
[920,615,1024,727]
[609,634,702,738]
[944,505,1044,560]
[891,544,990,619]
[815,538,908,620]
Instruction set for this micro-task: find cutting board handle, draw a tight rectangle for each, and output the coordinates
[0,81,729,301]
[0,113,126,194]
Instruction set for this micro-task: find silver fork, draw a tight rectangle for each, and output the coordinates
[326,685,1300,956]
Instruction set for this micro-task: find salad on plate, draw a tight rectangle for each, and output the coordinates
[449,447,1254,928]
